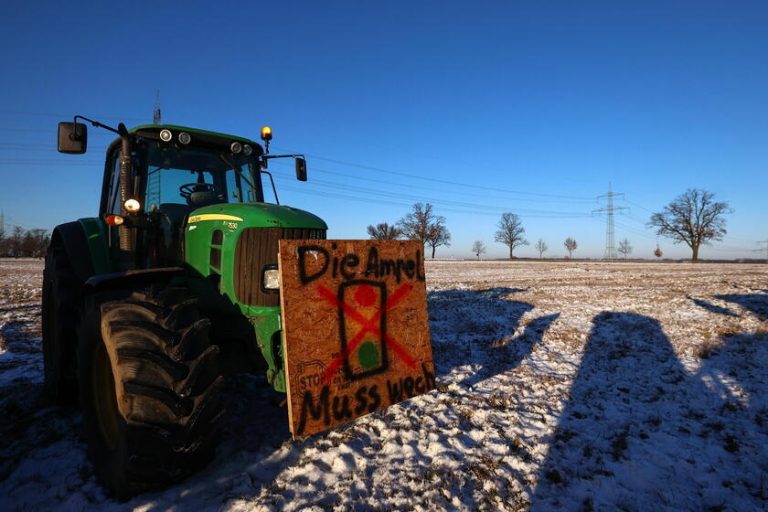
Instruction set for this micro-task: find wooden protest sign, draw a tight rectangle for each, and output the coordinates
[278,240,435,438]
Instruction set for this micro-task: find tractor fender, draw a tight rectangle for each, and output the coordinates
[84,267,186,292]
[50,221,98,283]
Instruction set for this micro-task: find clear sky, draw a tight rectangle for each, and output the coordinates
[1,1,766,260]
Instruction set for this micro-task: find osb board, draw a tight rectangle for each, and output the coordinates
[278,239,435,438]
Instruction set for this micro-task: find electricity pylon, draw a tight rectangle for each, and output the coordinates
[593,183,628,260]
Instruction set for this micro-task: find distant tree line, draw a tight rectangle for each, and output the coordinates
[366,188,732,262]
[0,225,50,257]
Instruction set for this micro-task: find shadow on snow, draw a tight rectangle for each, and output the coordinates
[427,287,555,388]
[715,292,768,321]
[687,296,739,317]
[531,311,768,511]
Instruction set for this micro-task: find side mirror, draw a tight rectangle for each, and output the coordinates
[57,122,88,154]
[295,157,307,182]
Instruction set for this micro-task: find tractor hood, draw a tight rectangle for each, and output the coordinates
[187,202,327,230]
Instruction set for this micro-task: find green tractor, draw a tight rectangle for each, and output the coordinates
[43,116,326,497]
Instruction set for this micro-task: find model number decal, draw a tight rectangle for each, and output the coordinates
[188,214,244,223]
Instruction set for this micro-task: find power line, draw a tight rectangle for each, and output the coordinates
[270,159,600,211]
[613,220,657,241]
[270,159,597,206]
[624,198,655,214]
[0,153,617,218]
[0,159,102,165]
[275,176,593,219]
[300,176,592,217]
[0,128,62,134]
[0,109,144,122]
[0,143,56,148]
[271,146,596,202]
[0,152,601,218]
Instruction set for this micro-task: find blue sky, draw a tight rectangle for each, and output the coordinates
[0,1,766,259]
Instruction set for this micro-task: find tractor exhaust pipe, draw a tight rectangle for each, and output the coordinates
[118,125,134,257]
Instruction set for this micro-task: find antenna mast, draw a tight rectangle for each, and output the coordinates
[153,90,162,124]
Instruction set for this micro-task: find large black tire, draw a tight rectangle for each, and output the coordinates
[41,242,80,405]
[77,284,224,498]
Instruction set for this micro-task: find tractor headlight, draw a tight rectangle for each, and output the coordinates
[159,129,172,142]
[242,144,253,156]
[124,198,141,213]
[230,141,243,154]
[262,266,280,291]
[178,132,192,145]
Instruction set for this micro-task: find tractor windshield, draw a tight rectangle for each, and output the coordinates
[142,141,265,211]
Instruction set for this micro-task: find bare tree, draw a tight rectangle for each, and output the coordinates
[495,213,528,259]
[648,189,731,262]
[617,238,633,259]
[534,238,548,259]
[398,202,450,258]
[20,229,49,257]
[366,222,401,240]
[472,240,486,260]
[398,203,434,245]
[426,223,451,259]
[564,237,577,259]
[9,226,24,257]
[0,226,49,257]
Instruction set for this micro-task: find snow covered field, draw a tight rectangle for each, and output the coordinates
[1,258,766,511]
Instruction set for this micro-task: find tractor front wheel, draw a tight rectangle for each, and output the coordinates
[77,284,224,498]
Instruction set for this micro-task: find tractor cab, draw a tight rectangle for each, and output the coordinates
[58,119,308,269]
[103,126,269,266]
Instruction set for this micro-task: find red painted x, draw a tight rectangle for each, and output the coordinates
[316,282,417,383]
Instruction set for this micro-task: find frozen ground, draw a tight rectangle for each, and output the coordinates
[1,258,767,511]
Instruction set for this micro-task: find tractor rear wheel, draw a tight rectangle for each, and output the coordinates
[41,242,80,405]
[77,284,224,498]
